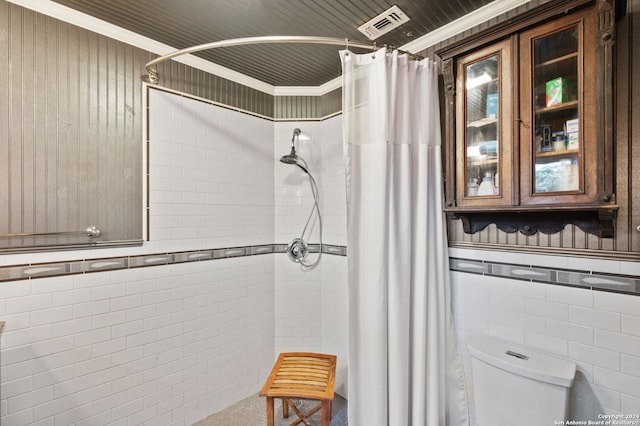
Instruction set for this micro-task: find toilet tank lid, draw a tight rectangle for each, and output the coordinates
[468,337,576,387]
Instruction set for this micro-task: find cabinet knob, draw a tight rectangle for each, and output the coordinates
[637,225,640,233]
[602,194,611,202]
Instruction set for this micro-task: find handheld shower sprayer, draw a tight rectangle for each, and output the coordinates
[279,128,306,170]
[279,128,322,269]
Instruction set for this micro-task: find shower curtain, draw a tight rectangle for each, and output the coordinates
[340,48,469,426]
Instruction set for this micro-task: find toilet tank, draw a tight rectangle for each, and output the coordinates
[468,337,576,426]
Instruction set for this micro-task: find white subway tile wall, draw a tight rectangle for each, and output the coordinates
[274,256,322,354]
[0,90,352,425]
[318,116,347,246]
[273,117,349,396]
[451,256,640,425]
[0,256,277,426]
[150,91,275,249]
[0,89,276,426]
[321,254,349,398]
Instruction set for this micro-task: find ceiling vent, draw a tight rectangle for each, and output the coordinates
[357,5,410,40]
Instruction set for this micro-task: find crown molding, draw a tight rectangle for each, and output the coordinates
[401,0,532,54]
[9,0,531,97]
[273,77,343,97]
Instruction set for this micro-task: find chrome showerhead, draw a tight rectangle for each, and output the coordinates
[279,150,298,165]
[280,153,309,174]
[279,128,308,173]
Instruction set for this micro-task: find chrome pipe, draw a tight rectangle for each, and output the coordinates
[144,35,423,84]
[0,226,102,238]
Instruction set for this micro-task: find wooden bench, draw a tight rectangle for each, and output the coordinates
[259,352,337,426]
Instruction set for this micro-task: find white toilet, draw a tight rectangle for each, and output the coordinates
[468,337,576,426]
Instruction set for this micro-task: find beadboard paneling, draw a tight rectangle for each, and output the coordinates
[274,88,342,120]
[0,3,147,250]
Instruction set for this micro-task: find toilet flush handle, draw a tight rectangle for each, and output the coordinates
[506,350,529,361]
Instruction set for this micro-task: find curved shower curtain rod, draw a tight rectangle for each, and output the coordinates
[144,35,423,84]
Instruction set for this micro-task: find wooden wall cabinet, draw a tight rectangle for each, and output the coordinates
[438,0,619,237]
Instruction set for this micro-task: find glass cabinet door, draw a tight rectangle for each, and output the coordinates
[531,26,580,194]
[520,9,596,206]
[441,2,611,224]
[465,56,499,197]
[455,39,512,207]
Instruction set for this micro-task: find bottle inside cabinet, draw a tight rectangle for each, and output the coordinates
[532,25,581,194]
[464,55,499,197]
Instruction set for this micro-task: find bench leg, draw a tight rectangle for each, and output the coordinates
[321,400,331,426]
[266,397,274,426]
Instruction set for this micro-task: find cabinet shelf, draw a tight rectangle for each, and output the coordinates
[467,77,498,89]
[535,52,578,69]
[467,118,498,128]
[445,207,617,238]
[535,148,579,158]
[468,159,498,166]
[535,100,578,114]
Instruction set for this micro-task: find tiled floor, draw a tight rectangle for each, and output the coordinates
[195,393,348,426]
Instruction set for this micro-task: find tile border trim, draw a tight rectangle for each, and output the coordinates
[1,248,637,297]
[450,257,640,296]
[0,244,347,283]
